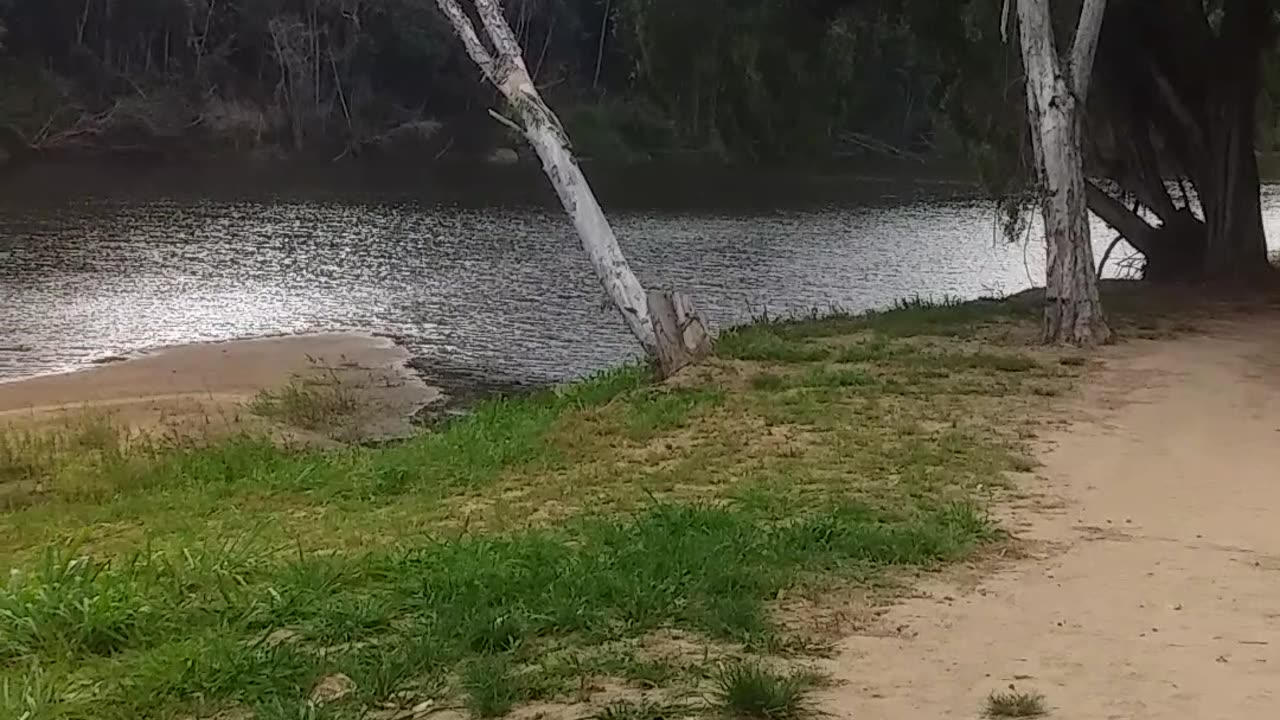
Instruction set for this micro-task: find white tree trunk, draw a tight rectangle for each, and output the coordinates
[434,0,712,373]
[505,73,658,354]
[1017,0,1112,345]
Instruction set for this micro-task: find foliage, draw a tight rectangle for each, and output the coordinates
[614,0,942,160]
[0,0,967,161]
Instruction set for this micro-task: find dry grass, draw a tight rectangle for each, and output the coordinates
[0,296,1089,720]
[985,689,1048,718]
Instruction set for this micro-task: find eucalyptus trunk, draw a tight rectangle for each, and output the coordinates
[1017,0,1111,345]
[434,0,712,375]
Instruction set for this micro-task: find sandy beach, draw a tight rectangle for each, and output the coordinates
[0,333,441,439]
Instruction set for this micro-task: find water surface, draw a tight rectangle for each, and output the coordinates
[3,163,1275,385]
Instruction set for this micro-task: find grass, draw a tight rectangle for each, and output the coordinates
[0,296,1082,720]
[711,661,816,720]
[248,372,362,431]
[985,689,1048,718]
[464,656,522,718]
[595,698,696,720]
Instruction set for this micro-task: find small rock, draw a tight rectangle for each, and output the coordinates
[310,673,356,705]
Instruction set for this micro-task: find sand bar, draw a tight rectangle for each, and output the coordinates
[0,333,441,439]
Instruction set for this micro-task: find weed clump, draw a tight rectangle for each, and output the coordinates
[711,661,816,720]
[985,689,1048,718]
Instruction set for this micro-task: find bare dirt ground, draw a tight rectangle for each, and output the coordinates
[0,333,439,438]
[819,315,1280,719]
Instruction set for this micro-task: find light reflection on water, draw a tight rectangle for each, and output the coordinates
[2,167,1277,385]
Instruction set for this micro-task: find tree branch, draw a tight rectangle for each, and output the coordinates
[1097,234,1125,276]
[1071,0,1107,101]
[434,0,496,83]
[487,107,522,133]
[1123,124,1179,223]
[472,0,525,76]
[1086,180,1155,256]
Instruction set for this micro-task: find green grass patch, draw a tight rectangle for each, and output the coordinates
[0,298,1078,719]
[737,296,1038,343]
[463,656,522,718]
[716,327,830,363]
[862,296,1037,338]
[798,367,878,389]
[621,388,725,441]
[0,501,991,718]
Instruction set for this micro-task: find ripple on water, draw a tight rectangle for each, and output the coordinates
[5,170,1275,384]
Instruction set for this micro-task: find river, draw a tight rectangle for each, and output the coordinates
[2,162,1277,386]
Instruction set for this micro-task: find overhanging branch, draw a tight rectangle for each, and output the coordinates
[1085,180,1155,256]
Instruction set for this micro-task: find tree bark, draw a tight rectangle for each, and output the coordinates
[434,0,712,374]
[1017,0,1112,345]
[1201,111,1269,279]
[647,289,713,378]
[1200,0,1271,280]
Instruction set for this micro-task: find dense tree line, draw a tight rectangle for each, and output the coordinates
[0,0,950,161]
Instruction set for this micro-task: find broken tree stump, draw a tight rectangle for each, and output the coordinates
[647,289,714,378]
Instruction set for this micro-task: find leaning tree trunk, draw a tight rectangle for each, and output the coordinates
[434,0,711,376]
[1017,0,1112,345]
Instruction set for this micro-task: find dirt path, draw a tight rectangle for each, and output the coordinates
[820,317,1280,719]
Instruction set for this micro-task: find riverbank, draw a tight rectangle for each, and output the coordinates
[0,293,1096,720]
[0,332,439,442]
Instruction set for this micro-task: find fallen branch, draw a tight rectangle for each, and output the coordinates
[836,131,925,162]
